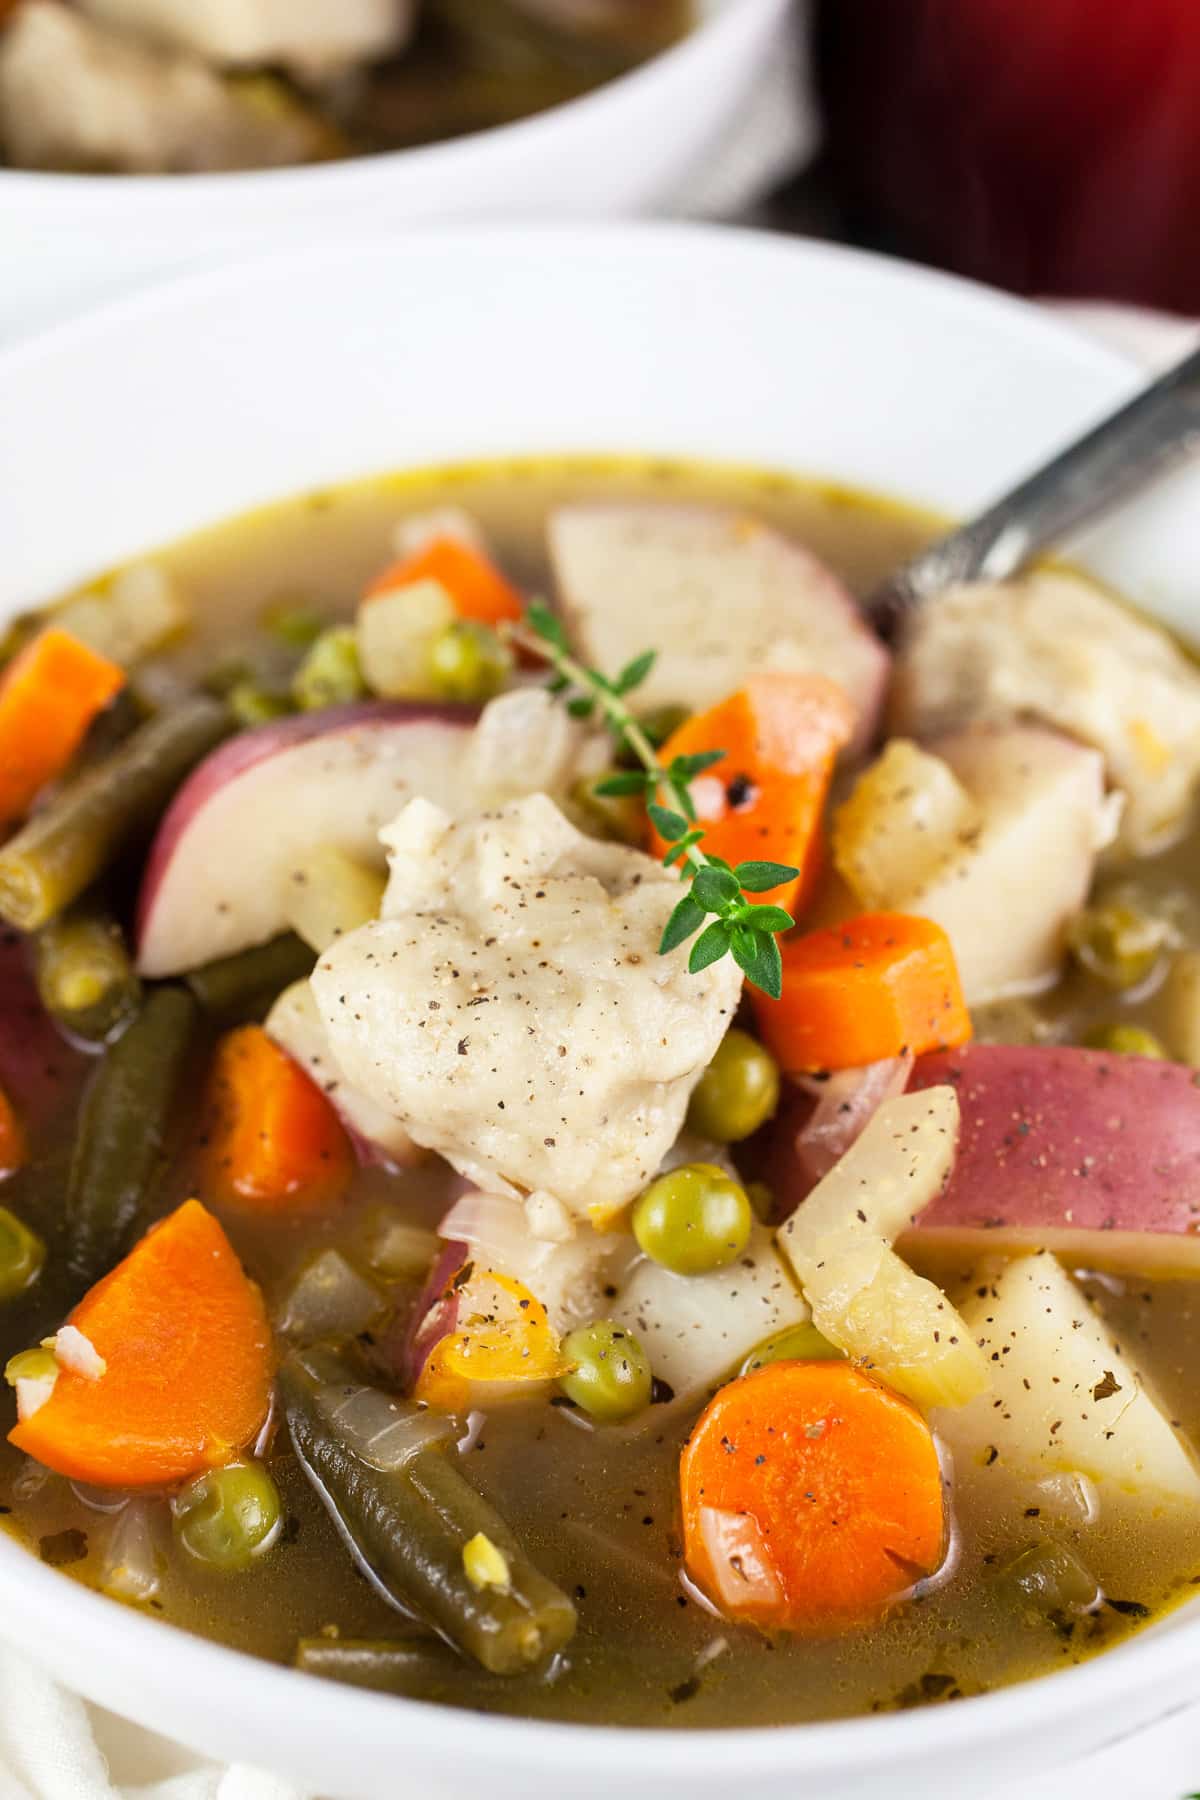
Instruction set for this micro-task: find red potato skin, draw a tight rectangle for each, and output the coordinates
[135,699,477,957]
[905,1044,1200,1276]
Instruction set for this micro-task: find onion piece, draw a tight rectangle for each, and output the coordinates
[697,1507,785,1619]
[791,1053,913,1194]
[403,1239,467,1390]
[49,1325,106,1380]
[436,1189,631,1333]
[316,1382,458,1470]
[100,1501,164,1605]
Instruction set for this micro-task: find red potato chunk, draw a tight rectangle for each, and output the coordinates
[548,505,889,757]
[905,1043,1200,1277]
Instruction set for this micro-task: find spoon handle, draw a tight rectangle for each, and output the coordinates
[866,341,1200,640]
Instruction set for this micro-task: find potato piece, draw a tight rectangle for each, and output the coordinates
[0,2,333,173]
[776,1088,988,1409]
[833,739,981,909]
[908,1044,1200,1278]
[281,845,386,954]
[265,979,418,1167]
[838,725,1118,1005]
[937,1253,1200,1503]
[1163,950,1200,1068]
[357,579,455,700]
[890,569,1200,855]
[549,505,889,756]
[57,565,190,669]
[611,1226,809,1404]
[79,0,415,82]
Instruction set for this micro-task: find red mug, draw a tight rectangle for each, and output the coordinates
[817,0,1200,313]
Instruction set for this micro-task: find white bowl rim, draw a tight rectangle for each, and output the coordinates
[0,222,1195,1782]
[0,0,766,206]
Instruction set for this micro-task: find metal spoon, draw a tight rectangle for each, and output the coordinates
[865,342,1200,642]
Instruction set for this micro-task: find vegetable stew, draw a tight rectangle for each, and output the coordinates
[3,455,1200,1728]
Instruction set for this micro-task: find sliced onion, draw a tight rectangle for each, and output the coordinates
[790,1053,914,1196]
[697,1507,785,1620]
[317,1382,457,1468]
[100,1502,164,1605]
[403,1239,467,1390]
[440,1191,534,1265]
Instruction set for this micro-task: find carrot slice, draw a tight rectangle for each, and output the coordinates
[415,1268,565,1412]
[204,1025,353,1214]
[751,912,971,1072]
[0,1083,24,1179]
[0,628,125,829]
[649,675,856,910]
[365,535,524,631]
[680,1360,944,1633]
[9,1199,272,1487]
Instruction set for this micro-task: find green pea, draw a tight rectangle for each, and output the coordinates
[172,1461,282,1570]
[558,1321,651,1423]
[227,680,293,729]
[1067,899,1169,990]
[631,1162,753,1276]
[0,1207,45,1301]
[426,622,512,704]
[739,1321,841,1376]
[259,600,325,649]
[292,628,366,712]
[686,1028,781,1143]
[568,773,643,846]
[1084,1022,1167,1060]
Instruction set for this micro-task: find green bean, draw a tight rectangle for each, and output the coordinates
[34,899,142,1044]
[0,697,233,932]
[294,1636,460,1693]
[65,986,197,1288]
[281,1347,577,1675]
[186,931,316,1022]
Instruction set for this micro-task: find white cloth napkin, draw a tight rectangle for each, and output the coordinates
[0,1644,306,1800]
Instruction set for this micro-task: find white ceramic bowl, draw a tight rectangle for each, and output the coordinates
[3,226,1200,1799]
[0,0,794,342]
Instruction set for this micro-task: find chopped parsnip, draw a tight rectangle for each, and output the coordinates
[282,844,386,953]
[776,1088,988,1409]
[937,1254,1200,1504]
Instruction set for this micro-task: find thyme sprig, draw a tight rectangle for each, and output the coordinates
[508,603,797,999]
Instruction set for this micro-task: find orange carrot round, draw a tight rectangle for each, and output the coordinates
[365,535,524,631]
[205,1025,353,1214]
[650,674,856,912]
[10,1199,272,1488]
[680,1360,945,1634]
[751,912,971,1072]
